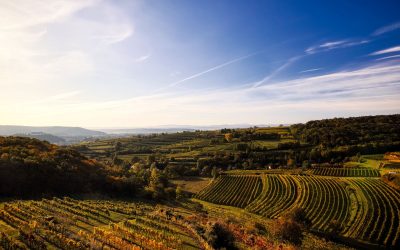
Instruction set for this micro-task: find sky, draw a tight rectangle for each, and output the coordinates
[0,0,400,128]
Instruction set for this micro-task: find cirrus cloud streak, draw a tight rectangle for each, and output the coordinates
[4,61,399,127]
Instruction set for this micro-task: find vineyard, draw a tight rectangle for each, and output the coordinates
[312,168,381,177]
[0,197,203,250]
[195,175,262,208]
[196,174,400,248]
[75,126,295,170]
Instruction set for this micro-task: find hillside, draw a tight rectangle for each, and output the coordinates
[290,114,400,161]
[196,172,400,248]
[0,137,136,197]
[0,125,106,138]
[0,196,353,250]
[74,114,400,179]
[0,114,399,249]
[13,132,66,144]
[0,198,204,250]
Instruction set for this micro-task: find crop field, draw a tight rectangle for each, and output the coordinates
[311,168,381,177]
[224,169,302,175]
[196,175,262,208]
[75,128,296,168]
[196,174,400,248]
[0,197,203,250]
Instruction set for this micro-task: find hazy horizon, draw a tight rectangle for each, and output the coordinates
[1,0,400,127]
[1,111,399,130]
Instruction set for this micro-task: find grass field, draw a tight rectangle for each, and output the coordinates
[171,177,212,194]
[344,154,400,175]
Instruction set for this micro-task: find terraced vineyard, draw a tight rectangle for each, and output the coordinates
[312,168,381,177]
[75,126,295,168]
[345,178,400,246]
[196,174,400,248]
[0,197,203,250]
[246,175,299,219]
[196,175,262,208]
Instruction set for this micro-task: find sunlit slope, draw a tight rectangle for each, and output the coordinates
[0,198,202,250]
[196,174,400,247]
[195,175,262,208]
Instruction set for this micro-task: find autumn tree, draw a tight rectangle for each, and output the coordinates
[147,166,165,199]
[224,133,233,142]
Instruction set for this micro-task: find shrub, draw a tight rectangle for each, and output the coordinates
[327,220,343,239]
[175,186,184,200]
[274,218,303,245]
[286,207,311,228]
[204,222,236,249]
[164,187,176,199]
[253,222,268,235]
[192,202,205,213]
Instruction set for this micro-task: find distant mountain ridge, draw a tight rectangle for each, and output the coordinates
[13,132,66,145]
[0,125,106,137]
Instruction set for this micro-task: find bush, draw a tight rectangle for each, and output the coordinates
[164,187,176,199]
[274,218,303,245]
[253,222,268,235]
[327,220,343,239]
[192,201,205,213]
[287,207,311,228]
[175,185,185,200]
[204,222,236,249]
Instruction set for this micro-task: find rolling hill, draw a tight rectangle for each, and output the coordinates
[0,125,106,137]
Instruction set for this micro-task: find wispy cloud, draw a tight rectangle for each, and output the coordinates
[250,63,400,100]
[0,0,97,30]
[370,46,400,56]
[19,61,399,127]
[376,55,400,61]
[372,21,400,36]
[167,51,263,88]
[252,56,301,88]
[251,38,368,89]
[319,40,347,48]
[93,27,133,44]
[0,0,134,44]
[306,39,369,54]
[2,2,399,127]
[300,68,323,73]
[0,0,135,95]
[134,54,151,63]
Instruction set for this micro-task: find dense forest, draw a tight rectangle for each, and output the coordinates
[290,114,400,163]
[292,115,400,146]
[203,114,400,168]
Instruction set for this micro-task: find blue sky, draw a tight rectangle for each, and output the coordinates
[0,0,399,127]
